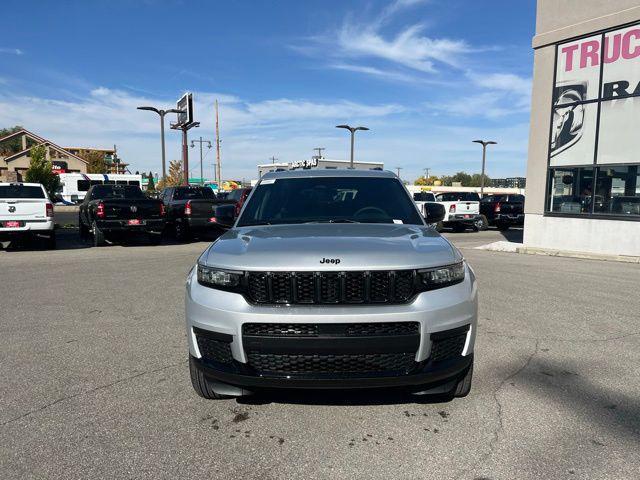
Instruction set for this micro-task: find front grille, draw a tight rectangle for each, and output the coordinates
[246,270,418,305]
[247,352,415,375]
[430,333,467,362]
[195,330,233,365]
[243,322,419,337]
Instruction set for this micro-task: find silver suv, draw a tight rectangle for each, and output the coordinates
[185,169,477,400]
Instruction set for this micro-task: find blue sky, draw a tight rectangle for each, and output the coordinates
[0,0,536,181]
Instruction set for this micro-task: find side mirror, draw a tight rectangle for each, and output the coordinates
[215,204,235,227]
[423,202,445,224]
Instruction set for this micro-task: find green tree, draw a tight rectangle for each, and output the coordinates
[79,150,107,174]
[24,145,60,199]
[469,173,491,187]
[439,175,453,186]
[451,171,472,186]
[0,125,26,155]
[146,171,155,192]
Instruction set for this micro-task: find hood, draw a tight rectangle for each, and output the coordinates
[202,223,462,271]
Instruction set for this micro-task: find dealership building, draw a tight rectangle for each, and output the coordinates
[525,0,640,257]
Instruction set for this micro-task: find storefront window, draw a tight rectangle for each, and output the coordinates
[594,166,640,216]
[548,167,594,214]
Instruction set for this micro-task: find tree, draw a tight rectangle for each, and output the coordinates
[414,175,439,186]
[146,171,155,192]
[78,150,107,174]
[0,125,26,155]
[451,171,472,186]
[157,160,184,189]
[469,173,491,187]
[24,145,60,199]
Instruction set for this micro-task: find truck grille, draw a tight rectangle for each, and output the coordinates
[247,352,415,375]
[246,270,417,305]
[242,322,419,337]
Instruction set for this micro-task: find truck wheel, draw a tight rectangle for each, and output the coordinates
[453,361,473,397]
[148,232,162,245]
[473,215,488,232]
[189,356,232,400]
[175,222,191,242]
[92,221,106,247]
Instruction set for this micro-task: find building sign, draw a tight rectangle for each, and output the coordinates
[52,160,68,174]
[552,25,640,166]
[290,158,318,170]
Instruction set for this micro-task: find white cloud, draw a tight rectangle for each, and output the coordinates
[469,72,532,96]
[0,48,23,55]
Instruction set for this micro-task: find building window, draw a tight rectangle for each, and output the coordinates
[546,22,640,219]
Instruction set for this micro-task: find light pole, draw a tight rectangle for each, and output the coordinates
[137,106,184,181]
[472,140,497,197]
[336,125,369,168]
[191,137,212,185]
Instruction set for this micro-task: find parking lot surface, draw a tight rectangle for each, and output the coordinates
[1,229,639,479]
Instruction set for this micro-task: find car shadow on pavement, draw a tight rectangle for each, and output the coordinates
[496,357,640,444]
[237,388,455,406]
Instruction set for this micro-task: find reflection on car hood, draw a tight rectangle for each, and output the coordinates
[202,223,462,271]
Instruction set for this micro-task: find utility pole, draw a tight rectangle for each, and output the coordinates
[396,167,403,178]
[423,167,431,179]
[269,156,278,164]
[313,147,325,159]
[191,137,212,185]
[215,100,222,187]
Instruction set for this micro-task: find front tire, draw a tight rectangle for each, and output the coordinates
[92,221,105,247]
[189,356,232,400]
[473,215,488,232]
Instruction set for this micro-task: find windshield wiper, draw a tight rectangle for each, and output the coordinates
[303,219,360,224]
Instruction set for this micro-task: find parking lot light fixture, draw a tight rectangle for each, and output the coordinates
[137,106,185,181]
[472,140,497,197]
[336,125,370,168]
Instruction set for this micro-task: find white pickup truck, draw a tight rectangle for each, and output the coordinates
[434,192,483,232]
[0,183,56,248]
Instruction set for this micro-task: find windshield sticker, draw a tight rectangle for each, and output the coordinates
[260,178,276,185]
[393,219,403,224]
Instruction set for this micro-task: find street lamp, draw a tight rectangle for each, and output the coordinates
[472,140,497,197]
[137,106,184,181]
[336,124,369,168]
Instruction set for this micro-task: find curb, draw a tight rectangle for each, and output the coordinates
[516,246,640,264]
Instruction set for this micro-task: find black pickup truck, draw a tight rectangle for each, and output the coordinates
[479,194,525,230]
[79,184,165,246]
[160,186,235,241]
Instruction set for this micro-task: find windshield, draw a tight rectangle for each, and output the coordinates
[437,192,480,202]
[0,185,45,199]
[237,176,423,226]
[174,187,215,200]
[90,185,145,200]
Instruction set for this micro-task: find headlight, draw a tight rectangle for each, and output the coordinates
[418,261,465,290]
[197,264,243,290]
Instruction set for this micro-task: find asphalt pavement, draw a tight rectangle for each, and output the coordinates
[1,228,639,479]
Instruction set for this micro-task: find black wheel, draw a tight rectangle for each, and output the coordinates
[189,356,232,400]
[453,361,473,397]
[473,215,489,232]
[92,221,105,247]
[148,232,162,245]
[452,223,466,233]
[497,222,511,231]
[175,221,191,242]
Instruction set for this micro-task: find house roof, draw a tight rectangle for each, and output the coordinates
[0,129,88,165]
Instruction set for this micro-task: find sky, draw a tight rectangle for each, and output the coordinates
[0,0,536,181]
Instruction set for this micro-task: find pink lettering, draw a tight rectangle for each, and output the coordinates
[580,40,600,69]
[561,44,579,72]
[622,29,640,59]
[603,34,621,63]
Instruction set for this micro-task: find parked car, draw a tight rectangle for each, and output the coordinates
[413,191,437,216]
[79,184,165,246]
[226,187,252,218]
[434,192,483,232]
[480,194,525,230]
[186,169,477,401]
[0,182,56,249]
[160,186,235,241]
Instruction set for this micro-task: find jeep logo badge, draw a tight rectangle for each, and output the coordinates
[8,206,16,213]
[320,258,341,264]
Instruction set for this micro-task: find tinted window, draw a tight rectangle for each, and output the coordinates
[0,185,45,199]
[116,180,128,185]
[548,167,594,214]
[128,181,140,187]
[437,192,480,202]
[227,189,242,201]
[238,177,423,226]
[594,165,640,216]
[90,180,103,186]
[77,180,90,191]
[90,185,145,200]
[413,192,435,201]
[481,195,503,203]
[173,187,215,200]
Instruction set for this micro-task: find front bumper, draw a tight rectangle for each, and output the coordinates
[185,263,478,389]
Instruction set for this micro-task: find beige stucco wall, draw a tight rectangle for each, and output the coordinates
[0,154,87,174]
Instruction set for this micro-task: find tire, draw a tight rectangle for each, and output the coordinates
[148,232,162,245]
[175,221,191,242]
[189,356,232,400]
[473,215,489,232]
[453,361,473,397]
[92,221,106,247]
